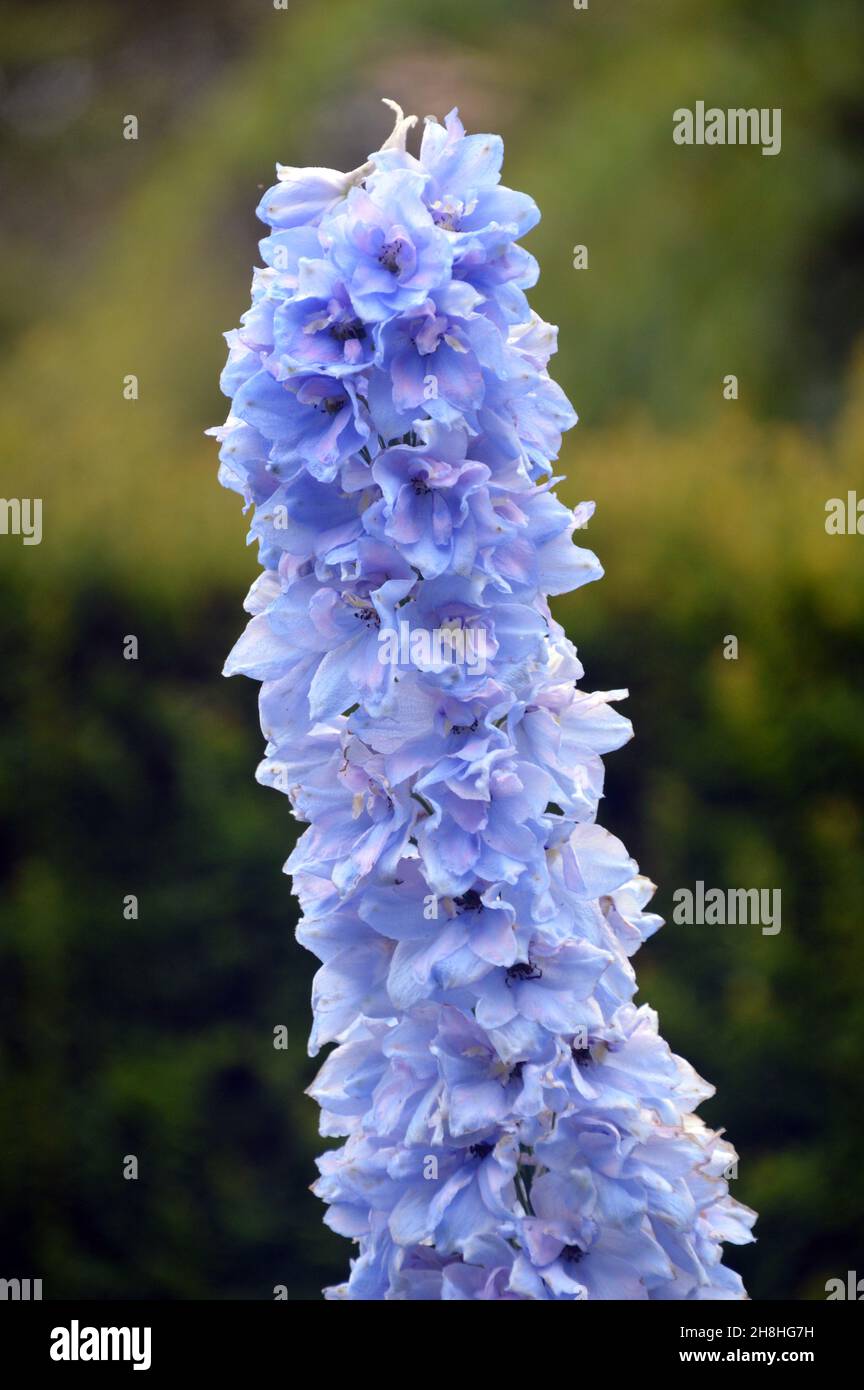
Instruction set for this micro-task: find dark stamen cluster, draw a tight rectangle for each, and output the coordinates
[451,717,479,736]
[432,208,460,231]
[331,319,367,342]
[506,961,542,983]
[454,888,483,913]
[469,1141,494,1160]
[378,239,404,273]
[350,605,379,627]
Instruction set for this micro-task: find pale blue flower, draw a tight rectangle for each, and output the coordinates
[213,100,755,1301]
[321,168,453,324]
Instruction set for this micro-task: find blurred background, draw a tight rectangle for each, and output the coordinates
[1,0,863,1300]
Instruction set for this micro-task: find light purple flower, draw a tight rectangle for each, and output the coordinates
[213,100,755,1302]
[320,168,453,324]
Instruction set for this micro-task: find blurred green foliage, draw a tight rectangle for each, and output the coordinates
[1,0,863,1298]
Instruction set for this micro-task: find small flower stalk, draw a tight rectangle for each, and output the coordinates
[213,102,755,1299]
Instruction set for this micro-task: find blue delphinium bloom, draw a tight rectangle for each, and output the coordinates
[213,101,756,1300]
[321,169,453,324]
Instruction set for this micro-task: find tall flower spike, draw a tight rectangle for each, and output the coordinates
[213,103,756,1299]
